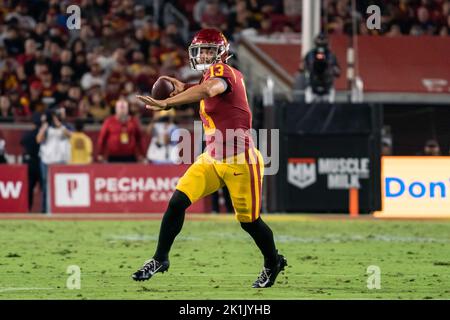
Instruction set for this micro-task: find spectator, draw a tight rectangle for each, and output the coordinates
[33,22,48,49]
[416,6,435,35]
[39,70,56,107]
[70,39,86,56]
[133,5,151,29]
[193,0,212,26]
[20,113,42,211]
[60,65,74,84]
[23,45,47,78]
[262,13,281,35]
[386,24,403,37]
[0,45,7,70]
[438,24,449,36]
[72,52,89,80]
[201,0,228,30]
[381,138,393,156]
[70,119,93,164]
[63,85,83,117]
[228,0,258,37]
[0,95,14,122]
[134,65,159,93]
[97,99,144,163]
[3,26,24,56]
[392,0,415,34]
[28,81,46,114]
[88,90,111,122]
[127,50,146,78]
[7,88,30,118]
[5,1,36,30]
[164,23,186,47]
[53,80,71,106]
[0,130,7,163]
[442,14,450,35]
[16,39,37,67]
[146,110,181,164]
[81,62,106,91]
[418,139,442,156]
[0,58,21,92]
[36,107,72,212]
[284,0,302,17]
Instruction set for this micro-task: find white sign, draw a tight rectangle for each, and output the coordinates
[288,157,370,190]
[0,181,22,199]
[55,173,90,207]
[287,159,316,189]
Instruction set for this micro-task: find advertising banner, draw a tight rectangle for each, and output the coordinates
[49,164,206,213]
[375,157,450,218]
[283,135,377,212]
[264,102,382,213]
[0,165,28,213]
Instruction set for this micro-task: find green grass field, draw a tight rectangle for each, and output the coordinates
[1,214,450,300]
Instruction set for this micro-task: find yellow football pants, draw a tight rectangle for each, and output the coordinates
[176,147,264,222]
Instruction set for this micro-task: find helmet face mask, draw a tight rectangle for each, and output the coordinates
[188,29,230,71]
[189,44,223,71]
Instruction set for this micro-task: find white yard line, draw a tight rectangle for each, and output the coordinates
[106,232,450,243]
[0,287,54,293]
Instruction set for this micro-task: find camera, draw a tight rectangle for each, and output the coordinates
[312,47,328,75]
[305,34,340,97]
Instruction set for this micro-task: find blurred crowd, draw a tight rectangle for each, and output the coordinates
[329,0,450,36]
[1,0,448,123]
[0,0,301,124]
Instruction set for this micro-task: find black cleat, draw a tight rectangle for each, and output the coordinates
[132,258,170,281]
[252,254,287,288]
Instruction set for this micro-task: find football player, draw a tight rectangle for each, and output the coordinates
[134,29,287,288]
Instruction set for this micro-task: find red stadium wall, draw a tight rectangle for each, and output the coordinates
[0,163,212,214]
[0,126,215,214]
[0,126,149,163]
[257,35,450,93]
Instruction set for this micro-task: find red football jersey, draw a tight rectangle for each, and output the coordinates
[199,62,254,159]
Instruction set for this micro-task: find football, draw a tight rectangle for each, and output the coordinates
[151,77,175,100]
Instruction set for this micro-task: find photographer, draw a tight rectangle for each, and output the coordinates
[0,130,7,164]
[20,113,42,211]
[303,34,341,103]
[146,110,181,164]
[36,107,72,213]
